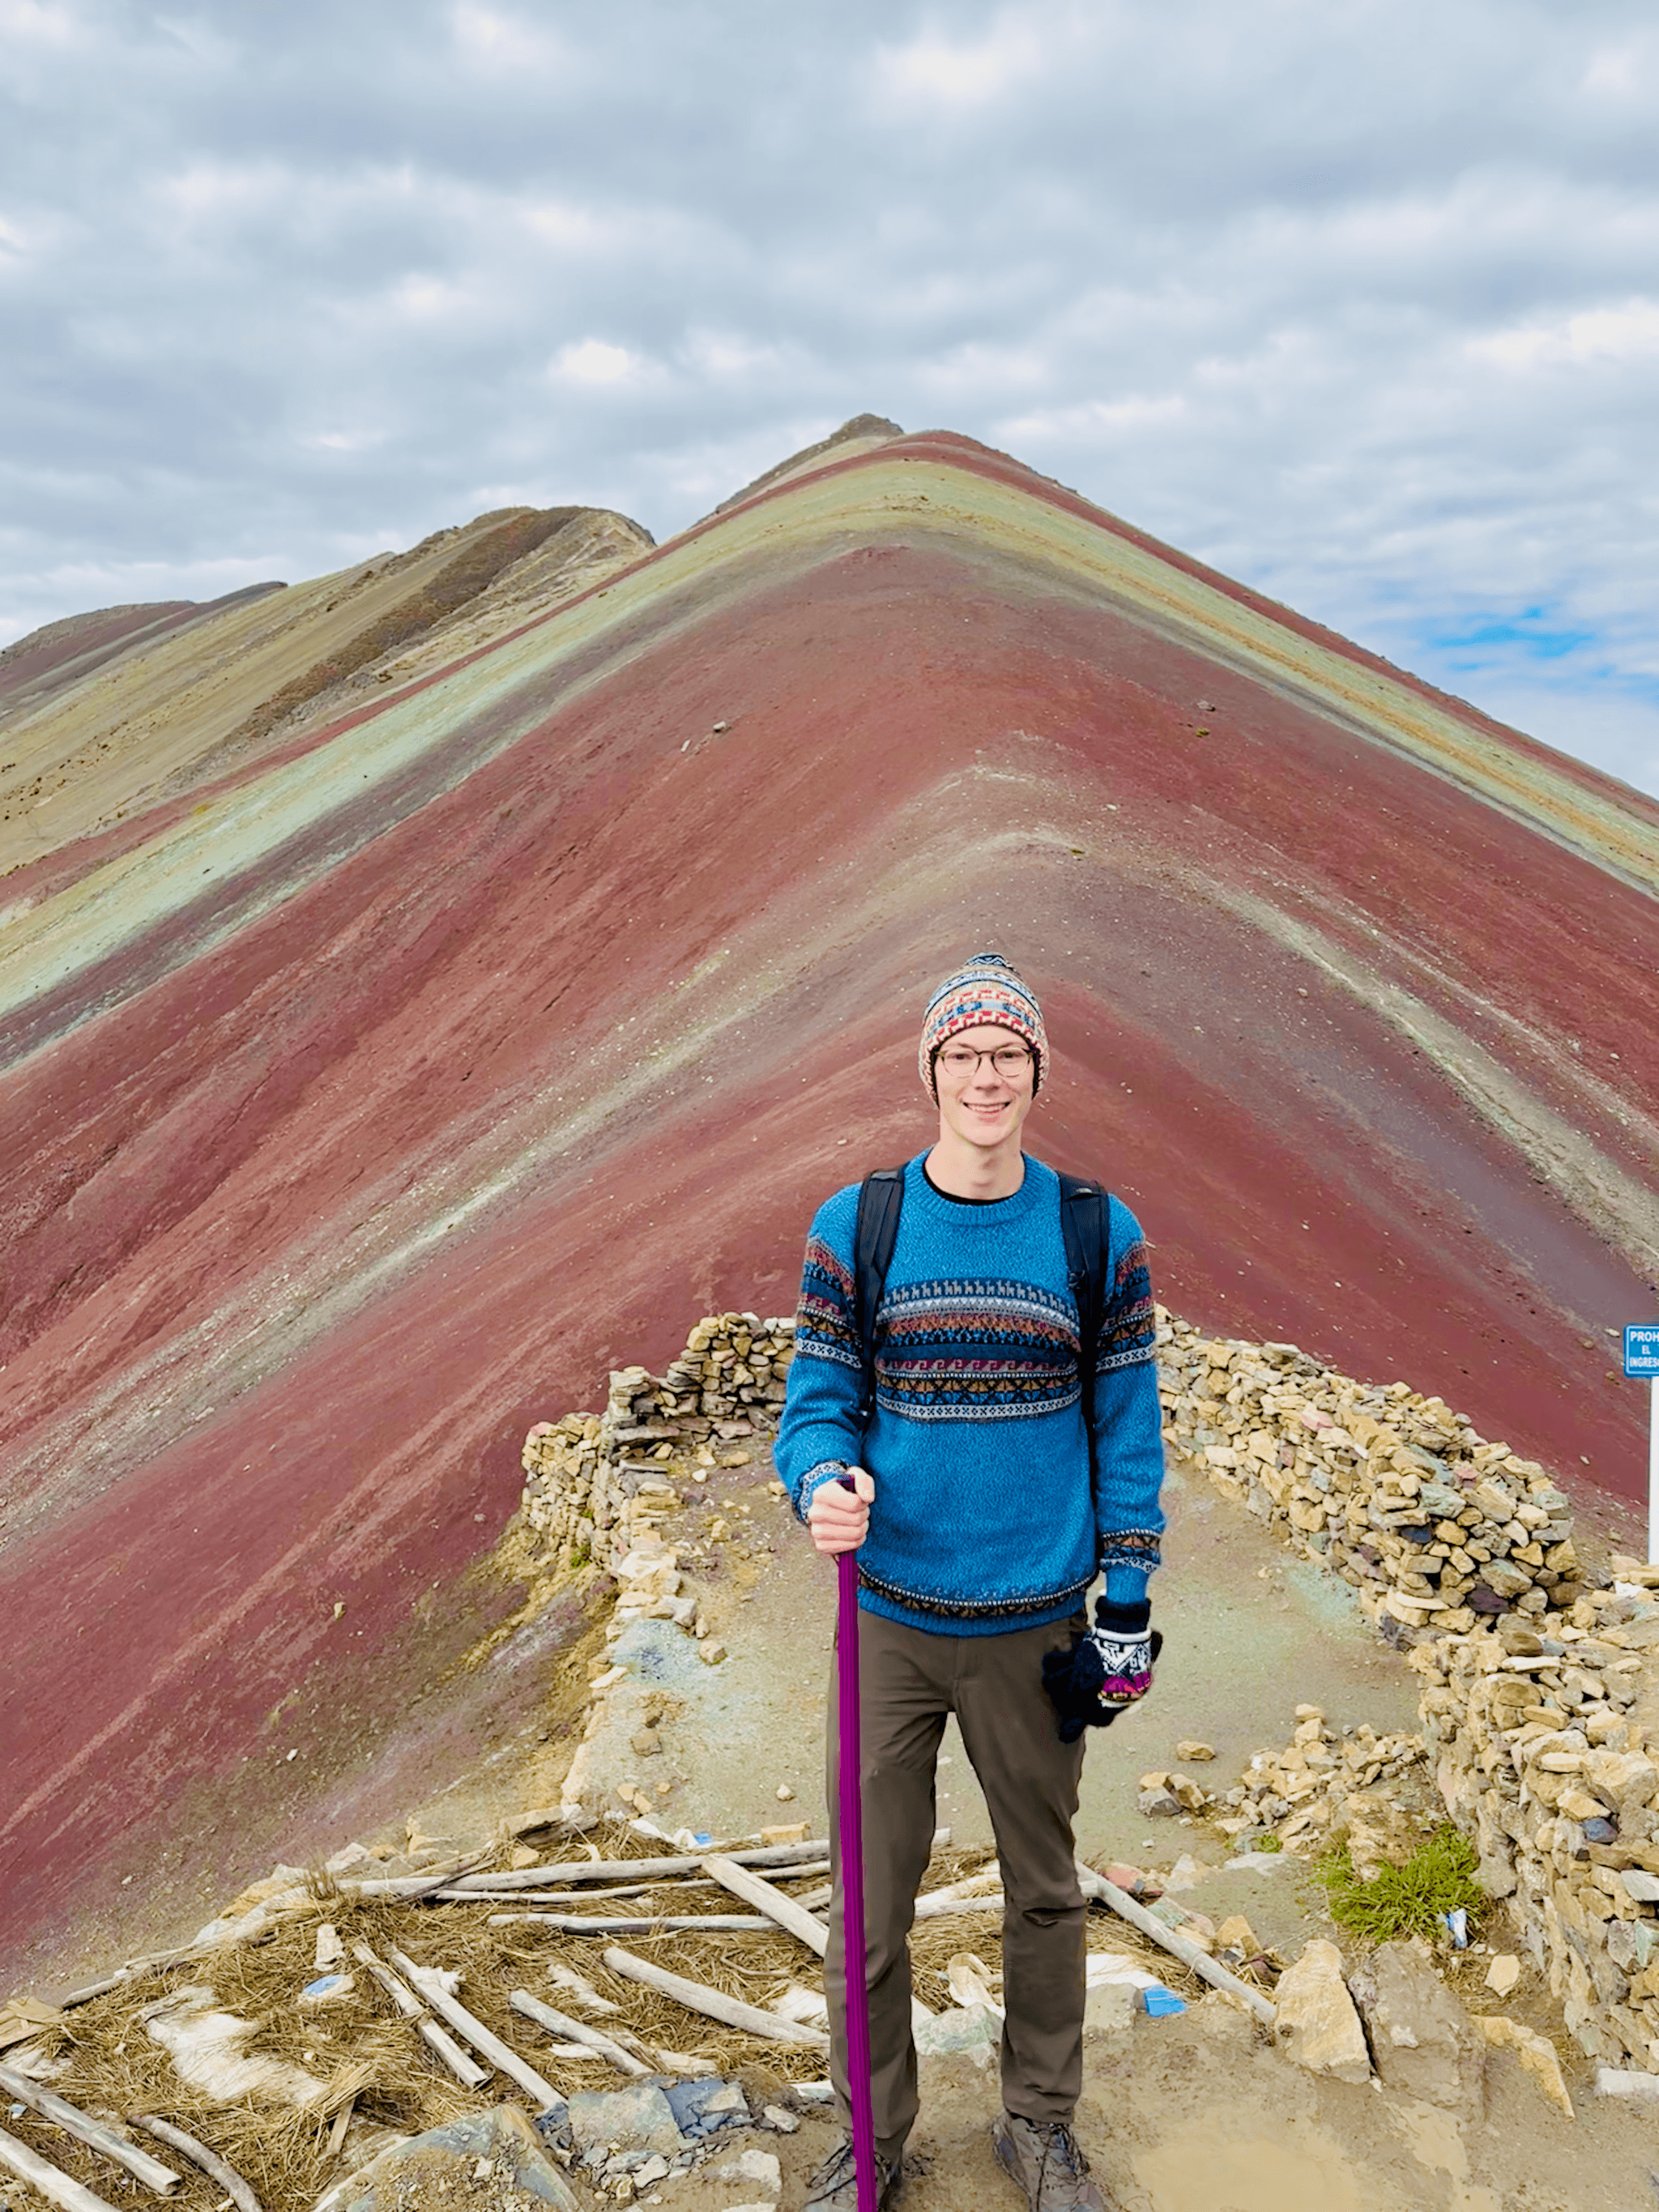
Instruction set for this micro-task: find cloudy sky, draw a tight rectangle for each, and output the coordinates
[4,0,1657,795]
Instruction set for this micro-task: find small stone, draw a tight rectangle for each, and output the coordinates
[915,2005,999,2055]
[1214,1914,1263,1957]
[760,2105,800,2133]
[567,2085,684,2159]
[1486,1954,1522,1997]
[1274,1938,1371,2083]
[1083,1980,1137,2034]
[715,2148,783,2192]
[761,1823,808,1844]
[1137,1787,1182,1818]
[510,1844,540,1869]
[1176,1740,1216,1762]
[700,1643,727,1666]
[1620,1869,1659,1903]
[775,1784,795,1802]
[1475,2014,1573,2119]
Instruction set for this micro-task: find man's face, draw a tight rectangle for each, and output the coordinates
[933,1022,1037,1151]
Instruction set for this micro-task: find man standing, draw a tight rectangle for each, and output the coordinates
[775,953,1166,2212]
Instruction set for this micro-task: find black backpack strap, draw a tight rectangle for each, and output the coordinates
[1059,1174,1110,1471]
[853,1166,906,1430]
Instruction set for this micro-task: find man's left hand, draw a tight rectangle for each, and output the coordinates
[1042,1600,1162,1744]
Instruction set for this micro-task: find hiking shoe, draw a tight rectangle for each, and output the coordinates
[992,2112,1110,2210]
[802,2134,904,2210]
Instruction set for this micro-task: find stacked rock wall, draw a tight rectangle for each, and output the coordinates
[1157,1308,1659,2071]
[1411,1616,1659,2067]
[520,1313,794,1570]
[1155,1314,1582,1639]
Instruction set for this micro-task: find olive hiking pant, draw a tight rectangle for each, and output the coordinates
[824,1607,1090,2162]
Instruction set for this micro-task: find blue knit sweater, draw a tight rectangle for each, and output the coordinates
[774,1153,1166,1634]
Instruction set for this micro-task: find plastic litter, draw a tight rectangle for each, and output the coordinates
[1441,1909,1469,1950]
[1137,1986,1187,2018]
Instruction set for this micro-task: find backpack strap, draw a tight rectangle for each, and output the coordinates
[853,1167,906,1431]
[1058,1174,1111,1474]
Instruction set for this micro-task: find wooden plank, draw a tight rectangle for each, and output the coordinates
[508,1992,650,2078]
[445,1839,830,1894]
[600,1946,830,2048]
[0,2124,122,2212]
[485,1912,772,1935]
[0,2065,179,2194]
[350,1943,491,2089]
[388,1950,564,2108]
[130,2119,262,2212]
[1073,1860,1276,2027]
[702,1856,829,1956]
[433,1879,723,1905]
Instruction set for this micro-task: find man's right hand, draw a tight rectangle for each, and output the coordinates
[807,1467,875,1555]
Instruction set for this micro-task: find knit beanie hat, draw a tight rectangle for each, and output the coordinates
[919,951,1047,1101]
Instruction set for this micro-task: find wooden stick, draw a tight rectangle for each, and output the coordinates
[0,2065,180,2194]
[0,2124,121,2212]
[913,1894,1005,1919]
[600,1946,830,2048]
[486,1912,774,1934]
[325,2099,354,2159]
[434,1878,724,1905]
[446,1839,830,1894]
[388,1949,564,2108]
[509,1992,650,2077]
[915,1861,1002,1907]
[702,1856,830,1956]
[1073,1860,1276,2027]
[130,2119,262,2212]
[350,1943,490,2089]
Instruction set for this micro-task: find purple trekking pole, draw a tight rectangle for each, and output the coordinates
[836,1482,878,2211]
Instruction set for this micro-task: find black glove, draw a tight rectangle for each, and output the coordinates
[1042,1599,1162,1745]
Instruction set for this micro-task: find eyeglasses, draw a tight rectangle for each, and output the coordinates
[936,1044,1034,1079]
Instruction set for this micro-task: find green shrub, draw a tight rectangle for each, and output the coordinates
[1316,1824,1483,1945]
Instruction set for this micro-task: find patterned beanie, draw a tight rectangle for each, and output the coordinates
[919,951,1047,1102]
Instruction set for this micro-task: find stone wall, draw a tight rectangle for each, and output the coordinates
[1157,1309,1659,2072]
[519,1312,795,1570]
[1155,1314,1582,1639]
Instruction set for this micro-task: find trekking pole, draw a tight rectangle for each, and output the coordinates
[836,1483,878,2212]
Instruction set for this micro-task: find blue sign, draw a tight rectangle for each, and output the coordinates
[1628,1325,1659,1379]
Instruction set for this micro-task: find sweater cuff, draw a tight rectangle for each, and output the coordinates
[793,1461,847,1525]
[1100,1570,1150,1616]
[1096,1592,1151,1631]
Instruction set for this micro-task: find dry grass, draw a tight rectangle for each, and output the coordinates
[9,1826,1211,2212]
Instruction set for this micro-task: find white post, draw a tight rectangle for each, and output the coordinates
[1650,1378,1659,1568]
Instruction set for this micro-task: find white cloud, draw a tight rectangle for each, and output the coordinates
[1471,297,1659,369]
[552,338,642,386]
[873,15,1051,109]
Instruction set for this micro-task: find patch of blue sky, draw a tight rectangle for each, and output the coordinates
[1425,610,1596,665]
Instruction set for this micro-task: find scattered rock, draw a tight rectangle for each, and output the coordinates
[566,2082,684,2159]
[1273,1940,1372,2084]
[1176,1741,1216,1762]
[914,2006,999,2057]
[321,2104,580,2212]
[1346,1940,1485,2109]
[714,2147,782,2193]
[1476,2014,1574,2120]
[1485,1954,1521,1997]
